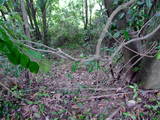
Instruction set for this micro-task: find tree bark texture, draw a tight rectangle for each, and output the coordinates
[20,0,31,39]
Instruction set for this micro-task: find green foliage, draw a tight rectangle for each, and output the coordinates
[123,112,137,119]
[0,23,40,73]
[0,0,7,5]
[38,60,52,73]
[28,61,39,73]
[85,61,100,72]
[0,57,24,77]
[0,99,22,119]
[71,62,80,72]
[37,0,48,10]
[128,3,145,30]
[20,54,30,68]
[156,51,160,60]
[129,84,138,99]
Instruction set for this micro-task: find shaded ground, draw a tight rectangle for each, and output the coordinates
[0,59,160,120]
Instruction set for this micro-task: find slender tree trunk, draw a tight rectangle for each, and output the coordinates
[82,0,85,28]
[30,0,41,40]
[26,0,42,40]
[20,0,31,39]
[20,0,31,80]
[84,0,88,29]
[26,0,34,29]
[89,0,92,26]
[103,0,112,16]
[42,8,48,45]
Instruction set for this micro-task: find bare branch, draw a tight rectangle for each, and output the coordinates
[95,0,136,57]
[21,40,57,51]
[23,44,69,60]
[111,24,160,63]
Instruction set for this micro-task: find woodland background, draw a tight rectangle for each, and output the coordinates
[0,0,160,119]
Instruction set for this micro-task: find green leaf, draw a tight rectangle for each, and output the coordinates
[26,100,34,105]
[7,53,20,65]
[9,46,20,58]
[29,61,39,73]
[20,54,30,68]
[0,26,13,46]
[0,40,6,51]
[156,52,160,60]
[23,47,43,60]
[123,30,130,40]
[146,0,152,8]
[71,62,80,72]
[38,60,51,73]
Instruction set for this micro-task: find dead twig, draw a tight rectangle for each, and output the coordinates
[106,107,121,120]
[111,24,160,64]
[123,42,157,78]
[80,92,133,102]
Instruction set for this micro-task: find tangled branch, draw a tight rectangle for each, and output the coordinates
[21,0,136,63]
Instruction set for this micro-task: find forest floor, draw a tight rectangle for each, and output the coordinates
[0,55,160,120]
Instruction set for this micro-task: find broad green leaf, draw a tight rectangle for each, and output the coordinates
[23,47,43,60]
[29,61,39,73]
[0,26,13,46]
[0,40,6,51]
[0,20,40,74]
[9,46,20,58]
[20,54,30,68]
[7,53,20,65]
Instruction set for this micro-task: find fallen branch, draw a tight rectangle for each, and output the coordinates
[80,92,133,102]
[23,44,69,60]
[23,43,100,62]
[19,0,136,63]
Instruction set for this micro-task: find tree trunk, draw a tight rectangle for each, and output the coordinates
[26,0,42,40]
[89,0,92,26]
[84,0,88,30]
[20,0,31,39]
[103,0,113,16]
[42,8,48,45]
[20,0,31,80]
[26,0,34,29]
